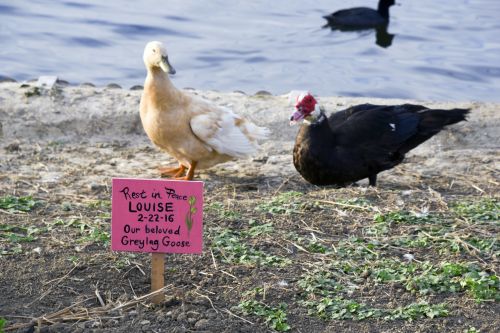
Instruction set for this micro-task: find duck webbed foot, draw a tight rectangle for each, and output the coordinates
[173,161,198,181]
[159,164,187,178]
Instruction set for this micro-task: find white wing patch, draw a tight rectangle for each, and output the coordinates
[190,108,257,158]
[389,123,396,131]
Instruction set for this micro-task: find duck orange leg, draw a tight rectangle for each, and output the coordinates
[159,163,186,178]
[174,161,197,181]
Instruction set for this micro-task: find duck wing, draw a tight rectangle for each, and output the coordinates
[331,104,428,158]
[190,104,260,159]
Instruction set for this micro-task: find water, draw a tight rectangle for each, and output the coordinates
[1,0,500,101]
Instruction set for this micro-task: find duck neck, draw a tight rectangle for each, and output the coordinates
[378,0,392,20]
[144,67,179,106]
[304,108,326,126]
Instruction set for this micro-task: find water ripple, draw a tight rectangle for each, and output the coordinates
[82,19,200,39]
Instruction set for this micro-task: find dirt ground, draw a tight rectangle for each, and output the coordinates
[0,83,498,332]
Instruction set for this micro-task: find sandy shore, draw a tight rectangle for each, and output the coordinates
[0,82,498,190]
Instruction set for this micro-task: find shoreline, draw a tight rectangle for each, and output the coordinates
[0,81,498,187]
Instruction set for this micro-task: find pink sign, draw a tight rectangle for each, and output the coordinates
[111,178,203,254]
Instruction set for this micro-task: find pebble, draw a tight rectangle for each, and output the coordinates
[80,82,96,87]
[56,79,70,86]
[107,319,119,326]
[194,318,210,330]
[4,142,21,152]
[89,183,106,192]
[254,90,272,96]
[0,75,16,83]
[206,309,218,319]
[130,85,144,90]
[177,312,187,321]
[140,320,151,325]
[106,83,122,89]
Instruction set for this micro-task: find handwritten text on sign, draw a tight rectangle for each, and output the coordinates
[111,178,203,253]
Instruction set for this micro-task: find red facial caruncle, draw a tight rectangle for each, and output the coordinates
[290,93,318,122]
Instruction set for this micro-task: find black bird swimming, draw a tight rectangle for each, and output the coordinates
[290,93,469,187]
[323,0,396,30]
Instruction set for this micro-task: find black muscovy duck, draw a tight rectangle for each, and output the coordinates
[290,93,469,186]
[323,0,395,30]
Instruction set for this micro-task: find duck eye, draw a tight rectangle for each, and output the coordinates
[153,49,156,53]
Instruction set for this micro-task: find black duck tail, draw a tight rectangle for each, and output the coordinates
[399,108,470,154]
[421,108,470,127]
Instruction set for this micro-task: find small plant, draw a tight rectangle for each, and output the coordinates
[113,253,138,269]
[1,243,22,255]
[207,202,241,220]
[53,218,110,246]
[405,262,500,302]
[239,300,291,332]
[241,220,274,238]
[87,200,111,209]
[334,237,380,260]
[298,268,344,296]
[256,191,303,215]
[0,224,46,244]
[67,255,79,265]
[0,195,39,212]
[210,228,290,267]
[384,302,448,321]
[452,198,498,222]
[24,86,41,97]
[302,297,448,321]
[374,210,442,225]
[0,317,7,333]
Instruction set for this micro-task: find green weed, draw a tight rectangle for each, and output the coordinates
[302,297,447,321]
[256,191,303,215]
[53,218,110,246]
[0,317,6,333]
[374,210,443,225]
[241,220,274,238]
[334,237,380,260]
[452,198,499,222]
[24,86,41,97]
[210,227,290,267]
[369,260,500,302]
[0,195,39,212]
[207,202,241,220]
[298,268,344,296]
[87,199,111,210]
[113,253,139,269]
[0,224,42,243]
[239,300,290,332]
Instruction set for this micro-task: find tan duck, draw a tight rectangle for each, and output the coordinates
[140,41,268,180]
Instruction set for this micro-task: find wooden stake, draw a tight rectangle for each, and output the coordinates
[151,252,165,304]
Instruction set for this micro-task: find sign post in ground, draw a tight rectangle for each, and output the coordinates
[111,178,203,304]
